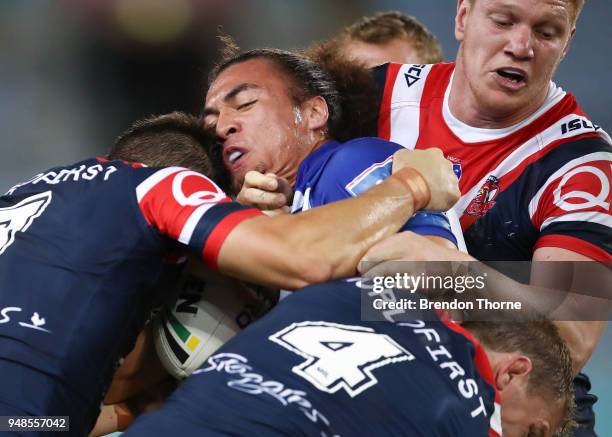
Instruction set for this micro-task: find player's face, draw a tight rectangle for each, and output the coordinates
[339,38,421,67]
[454,0,574,125]
[203,59,314,189]
[500,388,564,437]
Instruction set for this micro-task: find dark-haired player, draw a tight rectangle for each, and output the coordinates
[203,47,462,249]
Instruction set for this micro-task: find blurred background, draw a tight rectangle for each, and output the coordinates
[0,0,610,432]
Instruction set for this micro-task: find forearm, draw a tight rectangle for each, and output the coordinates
[453,260,610,373]
[218,168,429,289]
[361,236,610,373]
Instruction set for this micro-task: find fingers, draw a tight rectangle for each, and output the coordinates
[270,174,294,204]
[358,232,420,272]
[237,171,293,210]
[391,148,460,211]
[243,171,278,191]
[237,187,289,210]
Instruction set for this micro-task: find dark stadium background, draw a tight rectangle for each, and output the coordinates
[0,1,610,433]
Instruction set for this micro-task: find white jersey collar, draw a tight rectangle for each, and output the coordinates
[442,70,566,143]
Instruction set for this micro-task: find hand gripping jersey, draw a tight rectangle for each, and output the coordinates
[0,158,260,435]
[375,63,612,262]
[291,137,464,248]
[124,279,501,437]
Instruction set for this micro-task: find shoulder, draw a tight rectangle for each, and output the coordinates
[327,137,403,164]
[373,62,453,105]
[134,166,228,206]
[315,138,402,198]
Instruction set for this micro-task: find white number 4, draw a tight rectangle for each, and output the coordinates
[0,191,52,255]
[269,321,414,397]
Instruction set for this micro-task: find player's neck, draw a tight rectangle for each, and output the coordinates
[449,62,547,129]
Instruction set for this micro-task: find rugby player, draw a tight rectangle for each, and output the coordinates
[123,278,575,437]
[215,2,610,434]
[313,10,443,68]
[349,1,610,435]
[0,111,459,435]
[203,47,463,249]
[91,22,456,433]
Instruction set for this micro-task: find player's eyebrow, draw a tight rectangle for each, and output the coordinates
[202,83,260,117]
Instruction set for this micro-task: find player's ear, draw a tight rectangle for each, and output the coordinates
[302,95,329,132]
[455,0,471,42]
[495,355,532,391]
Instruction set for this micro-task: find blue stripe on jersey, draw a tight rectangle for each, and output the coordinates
[190,201,256,255]
[372,63,390,102]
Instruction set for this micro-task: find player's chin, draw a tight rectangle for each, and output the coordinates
[481,91,528,116]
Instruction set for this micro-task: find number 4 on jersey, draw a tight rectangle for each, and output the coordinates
[0,191,52,255]
[269,321,414,397]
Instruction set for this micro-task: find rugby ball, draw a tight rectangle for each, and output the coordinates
[154,268,272,379]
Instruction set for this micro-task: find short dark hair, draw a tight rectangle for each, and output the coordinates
[463,321,575,436]
[335,11,443,64]
[207,42,343,140]
[109,112,231,191]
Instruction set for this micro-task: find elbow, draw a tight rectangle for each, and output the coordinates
[557,321,604,374]
[571,332,600,374]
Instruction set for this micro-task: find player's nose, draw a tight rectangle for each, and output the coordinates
[504,24,534,60]
[216,110,240,140]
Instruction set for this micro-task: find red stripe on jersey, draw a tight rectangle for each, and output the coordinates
[202,208,263,270]
[416,63,454,136]
[534,234,612,262]
[138,169,231,241]
[489,428,502,437]
[440,319,501,404]
[378,63,402,140]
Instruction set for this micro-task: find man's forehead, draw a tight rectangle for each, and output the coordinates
[206,59,281,103]
[479,0,573,17]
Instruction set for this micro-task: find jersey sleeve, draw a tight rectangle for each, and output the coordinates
[135,167,263,269]
[317,137,458,246]
[529,148,612,261]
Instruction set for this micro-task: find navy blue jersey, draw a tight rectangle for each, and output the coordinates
[0,158,260,435]
[125,279,501,437]
[291,138,461,247]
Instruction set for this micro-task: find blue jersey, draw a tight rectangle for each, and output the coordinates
[125,279,501,437]
[292,138,460,246]
[0,158,260,435]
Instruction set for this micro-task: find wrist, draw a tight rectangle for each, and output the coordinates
[391,168,431,210]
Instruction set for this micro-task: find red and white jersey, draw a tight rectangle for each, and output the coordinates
[376,63,612,262]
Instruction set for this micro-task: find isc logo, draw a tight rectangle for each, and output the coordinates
[561,117,600,135]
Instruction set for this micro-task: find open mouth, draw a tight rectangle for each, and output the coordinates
[496,68,527,85]
[223,147,247,169]
[228,150,244,164]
